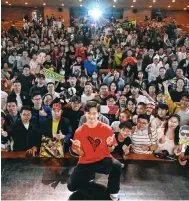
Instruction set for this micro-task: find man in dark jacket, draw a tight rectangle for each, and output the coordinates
[10,106,41,156]
[41,103,72,152]
[16,64,35,94]
[31,91,52,128]
[179,52,189,77]
[63,95,84,137]
[29,74,48,97]
[8,80,31,111]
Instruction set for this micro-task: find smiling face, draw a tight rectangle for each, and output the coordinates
[179,125,189,143]
[85,107,99,127]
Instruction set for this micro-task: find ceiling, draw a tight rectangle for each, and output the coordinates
[2,0,189,10]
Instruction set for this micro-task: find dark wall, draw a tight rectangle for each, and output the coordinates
[1,6,44,21]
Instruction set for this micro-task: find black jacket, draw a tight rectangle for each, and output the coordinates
[29,84,48,97]
[10,120,41,151]
[40,117,72,152]
[8,91,31,106]
[16,74,35,94]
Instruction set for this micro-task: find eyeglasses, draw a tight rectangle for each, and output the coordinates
[33,98,41,101]
[180,132,189,137]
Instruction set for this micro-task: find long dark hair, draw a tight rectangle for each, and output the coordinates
[123,64,134,77]
[164,114,180,145]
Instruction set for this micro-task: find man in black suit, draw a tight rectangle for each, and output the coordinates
[40,103,72,152]
[143,49,155,69]
[165,60,178,79]
[179,52,189,77]
[10,106,41,156]
[8,80,31,111]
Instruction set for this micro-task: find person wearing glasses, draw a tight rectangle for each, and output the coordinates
[31,91,52,128]
[131,114,157,154]
[9,106,41,156]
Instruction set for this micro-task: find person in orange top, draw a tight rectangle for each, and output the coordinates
[67,101,122,201]
[75,42,87,63]
[121,49,137,67]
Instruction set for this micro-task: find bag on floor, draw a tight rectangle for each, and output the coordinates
[39,135,64,158]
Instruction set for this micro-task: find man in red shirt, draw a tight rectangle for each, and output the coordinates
[67,101,122,201]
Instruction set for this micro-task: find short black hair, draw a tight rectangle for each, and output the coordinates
[37,49,47,55]
[69,74,77,78]
[80,74,88,79]
[20,106,32,113]
[181,93,189,100]
[87,53,93,57]
[47,82,55,86]
[131,82,140,89]
[138,114,150,122]
[99,83,108,89]
[126,98,137,105]
[137,102,147,108]
[157,103,168,110]
[119,121,132,130]
[23,64,30,69]
[13,80,21,85]
[31,91,42,99]
[7,99,17,105]
[84,101,100,112]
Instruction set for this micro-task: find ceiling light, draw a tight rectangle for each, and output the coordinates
[5,1,8,3]
[25,2,28,4]
[9,3,11,5]
[80,4,82,7]
[131,5,134,7]
[153,0,156,2]
[113,5,115,7]
[187,5,189,7]
[172,0,175,2]
[133,0,136,2]
[149,5,152,7]
[43,3,46,6]
[114,0,117,2]
[62,4,64,6]
[184,8,186,10]
[79,0,82,1]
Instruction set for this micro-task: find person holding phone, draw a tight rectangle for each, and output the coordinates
[68,101,122,201]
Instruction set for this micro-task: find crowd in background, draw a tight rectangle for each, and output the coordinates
[1,13,189,166]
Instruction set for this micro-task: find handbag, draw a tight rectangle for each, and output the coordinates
[39,135,64,158]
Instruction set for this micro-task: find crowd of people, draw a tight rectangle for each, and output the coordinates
[1,13,189,169]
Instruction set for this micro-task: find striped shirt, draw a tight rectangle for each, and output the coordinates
[131,128,157,154]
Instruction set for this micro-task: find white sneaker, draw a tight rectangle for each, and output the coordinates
[110,193,119,201]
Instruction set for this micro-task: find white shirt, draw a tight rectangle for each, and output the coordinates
[129,95,149,105]
[16,93,23,111]
[81,93,95,107]
[23,123,29,130]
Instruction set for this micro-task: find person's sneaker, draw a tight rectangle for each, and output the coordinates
[110,194,119,201]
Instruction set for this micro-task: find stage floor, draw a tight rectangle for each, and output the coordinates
[1,158,189,200]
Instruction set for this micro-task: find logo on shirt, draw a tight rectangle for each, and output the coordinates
[87,136,101,152]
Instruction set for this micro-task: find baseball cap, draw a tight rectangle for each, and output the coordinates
[70,95,81,103]
[52,103,62,110]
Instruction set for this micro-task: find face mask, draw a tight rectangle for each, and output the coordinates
[92,74,97,79]
[120,104,125,108]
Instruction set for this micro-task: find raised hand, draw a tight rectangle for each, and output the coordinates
[39,109,47,117]
[122,144,132,154]
[106,134,115,147]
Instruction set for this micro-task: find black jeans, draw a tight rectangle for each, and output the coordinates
[67,157,122,195]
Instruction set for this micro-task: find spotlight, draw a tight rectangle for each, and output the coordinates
[88,8,102,20]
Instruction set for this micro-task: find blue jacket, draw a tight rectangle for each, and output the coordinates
[31,105,52,128]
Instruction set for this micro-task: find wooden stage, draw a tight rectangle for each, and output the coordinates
[1,151,189,200]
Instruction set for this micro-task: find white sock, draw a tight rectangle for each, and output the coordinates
[110,193,119,201]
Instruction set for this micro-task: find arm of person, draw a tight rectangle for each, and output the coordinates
[163,81,177,114]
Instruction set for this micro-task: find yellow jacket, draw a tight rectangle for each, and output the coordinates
[165,93,181,114]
